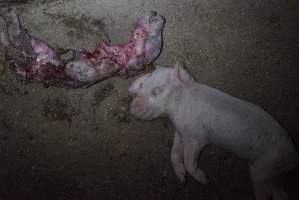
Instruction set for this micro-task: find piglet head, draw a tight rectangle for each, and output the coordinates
[129,63,194,120]
[134,11,165,63]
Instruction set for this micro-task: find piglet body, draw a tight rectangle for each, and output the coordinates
[129,64,299,200]
[0,10,164,88]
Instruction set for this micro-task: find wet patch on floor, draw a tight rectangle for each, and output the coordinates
[109,95,132,123]
[41,96,78,122]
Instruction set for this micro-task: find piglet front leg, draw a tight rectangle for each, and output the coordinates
[171,131,209,184]
[182,135,209,184]
[171,131,187,183]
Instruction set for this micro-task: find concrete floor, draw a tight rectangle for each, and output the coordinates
[0,0,299,199]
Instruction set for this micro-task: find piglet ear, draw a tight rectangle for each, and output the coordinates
[170,63,194,85]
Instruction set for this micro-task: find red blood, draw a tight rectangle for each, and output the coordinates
[7,11,164,87]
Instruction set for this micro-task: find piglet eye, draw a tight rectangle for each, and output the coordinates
[151,87,162,96]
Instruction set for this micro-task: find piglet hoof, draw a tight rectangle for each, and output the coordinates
[174,166,187,184]
[199,176,209,185]
[177,173,187,185]
[193,170,209,185]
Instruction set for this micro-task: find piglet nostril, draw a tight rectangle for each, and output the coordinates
[128,106,138,120]
[128,102,141,116]
[128,87,134,93]
[128,104,135,114]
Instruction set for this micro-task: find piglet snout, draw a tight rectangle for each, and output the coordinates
[129,96,147,120]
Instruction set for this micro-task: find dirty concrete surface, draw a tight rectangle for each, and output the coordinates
[0,0,299,199]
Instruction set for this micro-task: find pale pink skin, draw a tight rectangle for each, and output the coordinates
[31,38,61,66]
[129,63,299,200]
[15,37,62,77]
[65,11,164,81]
[5,11,164,87]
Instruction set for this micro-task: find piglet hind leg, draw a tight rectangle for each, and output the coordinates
[249,154,292,200]
[2,9,34,57]
[2,8,21,43]
[171,131,187,183]
[183,136,209,184]
[0,16,10,47]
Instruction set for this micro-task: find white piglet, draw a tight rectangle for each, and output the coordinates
[129,63,299,200]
